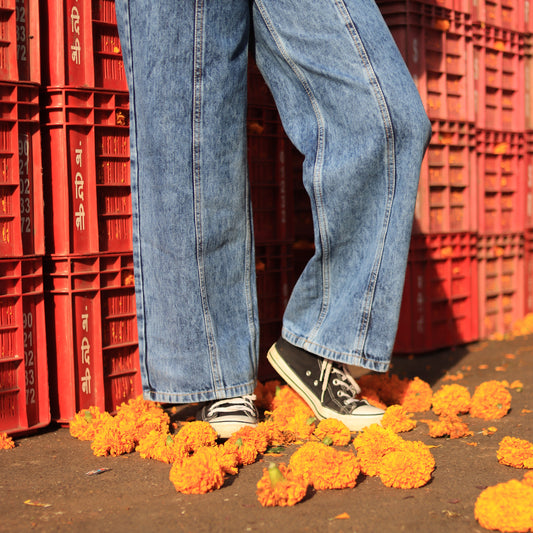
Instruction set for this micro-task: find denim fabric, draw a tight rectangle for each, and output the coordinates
[115,0,431,403]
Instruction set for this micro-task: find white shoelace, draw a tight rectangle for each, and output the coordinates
[206,394,257,418]
[318,360,361,406]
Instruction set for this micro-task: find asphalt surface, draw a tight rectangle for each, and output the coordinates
[1,334,532,533]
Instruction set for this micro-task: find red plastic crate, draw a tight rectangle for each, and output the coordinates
[476,130,526,235]
[248,60,276,109]
[40,0,127,90]
[526,229,533,314]
[478,233,525,339]
[44,253,141,423]
[0,82,43,257]
[414,120,477,234]
[394,233,479,353]
[524,36,533,130]
[0,256,50,436]
[379,2,475,123]
[0,0,40,83]
[379,0,471,13]
[248,105,294,244]
[470,0,525,32]
[473,27,525,131]
[526,130,533,229]
[41,87,132,255]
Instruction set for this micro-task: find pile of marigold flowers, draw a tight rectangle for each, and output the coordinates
[61,371,528,520]
[474,437,533,532]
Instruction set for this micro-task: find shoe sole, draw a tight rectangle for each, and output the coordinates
[267,343,383,431]
[208,420,257,440]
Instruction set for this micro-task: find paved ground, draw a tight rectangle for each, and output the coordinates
[1,334,532,533]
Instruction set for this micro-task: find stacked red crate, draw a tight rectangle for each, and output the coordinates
[39,0,142,423]
[0,1,50,435]
[472,5,529,340]
[377,0,481,352]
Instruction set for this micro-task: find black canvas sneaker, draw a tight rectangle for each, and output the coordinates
[267,338,384,431]
[197,394,258,439]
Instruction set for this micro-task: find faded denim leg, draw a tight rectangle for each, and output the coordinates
[116,0,259,403]
[253,0,432,371]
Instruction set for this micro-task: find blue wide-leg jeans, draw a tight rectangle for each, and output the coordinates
[115,0,431,404]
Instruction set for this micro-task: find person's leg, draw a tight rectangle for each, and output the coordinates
[253,0,431,428]
[115,0,259,427]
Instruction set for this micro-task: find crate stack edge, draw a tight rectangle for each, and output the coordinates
[0,0,50,436]
[39,0,142,424]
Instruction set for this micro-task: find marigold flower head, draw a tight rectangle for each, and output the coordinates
[114,395,170,443]
[0,432,15,449]
[174,421,217,453]
[69,406,113,441]
[169,447,225,494]
[267,396,316,441]
[470,380,512,420]
[400,377,433,412]
[431,384,471,416]
[497,436,533,469]
[271,385,309,412]
[475,478,533,532]
[136,430,186,464]
[378,440,435,489]
[290,441,360,490]
[257,420,297,447]
[256,463,308,507]
[381,405,417,433]
[90,416,136,457]
[421,414,473,439]
[314,418,351,446]
[352,424,404,476]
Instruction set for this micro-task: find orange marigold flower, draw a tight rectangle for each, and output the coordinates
[470,380,512,420]
[400,377,433,412]
[256,463,308,507]
[421,414,473,439]
[0,432,15,449]
[174,421,217,453]
[169,447,225,494]
[224,436,259,466]
[475,478,533,532]
[69,406,113,441]
[378,440,435,489]
[136,430,186,464]
[257,420,297,447]
[497,436,533,469]
[115,396,170,443]
[212,443,239,476]
[271,385,310,412]
[431,384,471,416]
[314,418,351,446]
[229,425,269,454]
[381,405,417,433]
[289,441,360,490]
[90,416,136,457]
[352,424,404,476]
[268,400,316,441]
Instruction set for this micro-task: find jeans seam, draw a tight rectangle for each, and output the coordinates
[192,0,222,393]
[332,0,397,354]
[254,0,331,340]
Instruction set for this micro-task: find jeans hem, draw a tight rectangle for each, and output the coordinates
[281,326,390,372]
[142,380,257,405]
